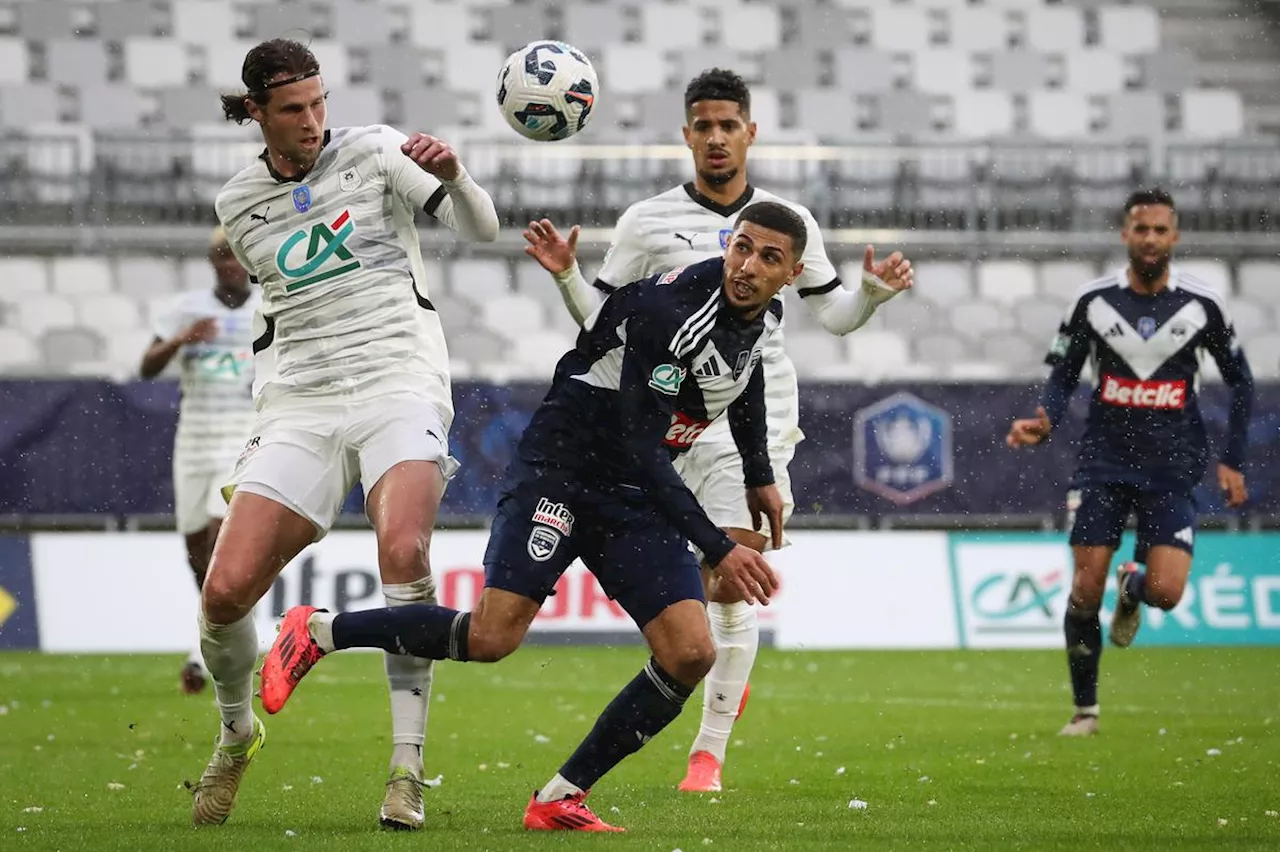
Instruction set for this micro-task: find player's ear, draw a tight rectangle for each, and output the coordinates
[682,121,692,148]
[246,95,265,125]
[788,260,804,285]
[746,120,757,146]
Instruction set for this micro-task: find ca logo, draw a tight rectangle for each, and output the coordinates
[276,209,362,293]
[648,363,687,396]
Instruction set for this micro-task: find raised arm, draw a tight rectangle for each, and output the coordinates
[385,127,499,242]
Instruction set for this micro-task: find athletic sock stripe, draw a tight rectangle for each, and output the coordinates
[644,660,685,705]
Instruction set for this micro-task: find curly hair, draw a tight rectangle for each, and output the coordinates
[684,68,751,117]
[1124,187,1176,216]
[219,38,320,124]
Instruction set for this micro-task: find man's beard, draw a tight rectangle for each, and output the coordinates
[698,166,738,187]
[1129,250,1170,284]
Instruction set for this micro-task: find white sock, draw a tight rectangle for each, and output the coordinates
[198,612,257,746]
[690,600,759,764]
[308,611,336,653]
[383,576,437,776]
[536,773,584,803]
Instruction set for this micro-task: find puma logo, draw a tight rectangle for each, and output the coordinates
[250,207,270,226]
[673,233,695,249]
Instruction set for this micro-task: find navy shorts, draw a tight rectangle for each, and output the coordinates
[1068,484,1197,564]
[482,465,705,630]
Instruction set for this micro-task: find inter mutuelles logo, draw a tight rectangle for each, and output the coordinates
[275,209,362,293]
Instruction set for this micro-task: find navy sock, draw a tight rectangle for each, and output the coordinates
[1122,569,1148,609]
[559,658,693,791]
[332,605,470,661]
[1064,599,1102,709]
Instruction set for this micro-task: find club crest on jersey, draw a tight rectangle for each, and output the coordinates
[649,363,687,395]
[339,166,362,192]
[292,185,312,213]
[1137,316,1157,340]
[527,527,561,562]
[732,349,759,380]
[719,228,733,249]
[275,209,362,294]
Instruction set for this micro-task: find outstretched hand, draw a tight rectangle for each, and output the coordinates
[863,244,913,292]
[1006,406,1052,448]
[522,218,579,275]
[401,133,461,181]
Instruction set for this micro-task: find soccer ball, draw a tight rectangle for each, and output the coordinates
[496,41,598,142]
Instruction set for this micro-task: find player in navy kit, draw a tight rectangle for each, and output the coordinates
[259,202,806,831]
[1007,189,1254,736]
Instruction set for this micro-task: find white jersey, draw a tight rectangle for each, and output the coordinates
[596,183,839,448]
[151,287,260,469]
[215,125,455,420]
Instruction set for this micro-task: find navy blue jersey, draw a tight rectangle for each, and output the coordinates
[514,257,780,565]
[1041,269,1254,490]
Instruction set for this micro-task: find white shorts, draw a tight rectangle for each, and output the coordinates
[174,461,235,535]
[673,441,796,548]
[224,392,459,540]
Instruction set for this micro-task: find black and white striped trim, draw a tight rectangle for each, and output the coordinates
[669,289,721,359]
[643,659,686,706]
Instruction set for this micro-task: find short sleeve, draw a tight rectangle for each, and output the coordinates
[596,203,654,289]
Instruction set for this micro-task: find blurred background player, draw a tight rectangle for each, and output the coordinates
[261,203,809,833]
[139,226,257,696]
[522,68,914,792]
[1007,188,1254,736]
[190,38,498,829]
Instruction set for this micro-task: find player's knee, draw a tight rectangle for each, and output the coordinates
[1145,576,1186,610]
[1071,573,1106,609]
[378,530,430,581]
[657,639,716,685]
[200,574,253,625]
[466,627,521,663]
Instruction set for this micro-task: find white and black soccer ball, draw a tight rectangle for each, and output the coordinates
[496,41,598,142]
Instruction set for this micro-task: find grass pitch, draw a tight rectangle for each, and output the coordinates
[1,647,1278,851]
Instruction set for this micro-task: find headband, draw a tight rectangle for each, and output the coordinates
[250,68,319,95]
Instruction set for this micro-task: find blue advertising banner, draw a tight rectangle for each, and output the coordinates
[0,536,39,650]
[948,532,1280,648]
[0,379,1277,519]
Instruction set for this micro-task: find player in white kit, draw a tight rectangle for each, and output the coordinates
[190,39,498,830]
[524,69,914,792]
[140,226,258,696]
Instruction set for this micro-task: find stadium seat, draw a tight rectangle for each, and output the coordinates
[980,333,1041,374]
[324,87,384,127]
[0,84,57,125]
[46,40,110,87]
[172,0,235,45]
[784,332,846,377]
[639,3,705,51]
[77,293,141,331]
[1227,300,1274,341]
[1237,261,1280,303]
[719,3,781,51]
[914,332,970,366]
[1098,6,1161,55]
[1028,91,1090,140]
[0,38,28,85]
[1038,261,1100,297]
[178,257,216,294]
[1064,50,1125,95]
[561,2,630,55]
[833,48,898,94]
[1138,53,1200,95]
[0,257,50,297]
[0,328,39,372]
[78,85,154,130]
[104,329,153,377]
[762,49,824,91]
[39,327,105,372]
[114,257,179,301]
[17,294,76,336]
[603,45,667,95]
[448,328,510,373]
[791,3,857,52]
[796,90,857,139]
[1105,92,1166,141]
[16,0,76,39]
[977,261,1036,306]
[947,7,1010,52]
[913,262,972,306]
[328,0,399,47]
[449,258,511,301]
[486,2,555,52]
[988,51,1054,94]
[1026,7,1085,52]
[1012,297,1069,343]
[913,50,975,96]
[156,85,226,128]
[95,1,158,41]
[950,301,1012,340]
[869,7,930,53]
[1174,259,1231,294]
[946,360,1012,380]
[205,41,264,89]
[123,39,189,88]
[845,330,911,377]
[480,294,547,338]
[877,296,939,336]
[1181,89,1245,140]
[508,330,576,378]
[408,2,476,49]
[52,257,113,297]
[952,91,1014,139]
[1245,334,1280,379]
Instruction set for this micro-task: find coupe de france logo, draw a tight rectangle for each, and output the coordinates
[853,392,953,505]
